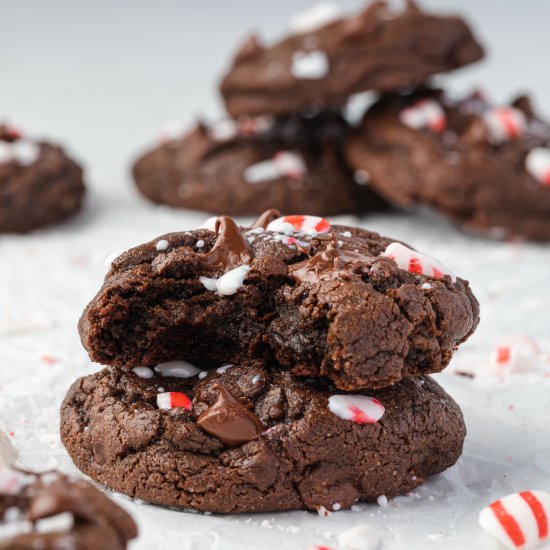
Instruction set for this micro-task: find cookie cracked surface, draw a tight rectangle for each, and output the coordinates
[60,362,466,513]
[79,213,479,390]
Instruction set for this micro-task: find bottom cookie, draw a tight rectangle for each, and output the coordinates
[0,465,137,550]
[60,362,466,514]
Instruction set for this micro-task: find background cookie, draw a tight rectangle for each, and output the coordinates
[0,466,137,550]
[79,214,479,390]
[133,112,385,216]
[346,90,550,241]
[60,363,466,514]
[220,1,483,117]
[0,125,85,233]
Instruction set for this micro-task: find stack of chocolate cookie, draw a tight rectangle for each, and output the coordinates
[61,211,479,513]
[131,1,483,218]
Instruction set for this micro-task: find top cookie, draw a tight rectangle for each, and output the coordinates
[220,0,483,117]
[80,211,479,390]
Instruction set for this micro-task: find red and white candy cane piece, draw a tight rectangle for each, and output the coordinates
[328,395,385,425]
[267,215,331,235]
[0,464,32,495]
[525,148,550,186]
[383,242,456,283]
[482,106,527,144]
[491,335,541,374]
[156,391,192,411]
[479,491,550,549]
[399,99,446,133]
[244,151,306,184]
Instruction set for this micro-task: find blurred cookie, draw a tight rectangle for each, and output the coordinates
[346,90,550,240]
[220,1,483,117]
[61,363,466,513]
[133,112,385,216]
[0,465,137,549]
[0,124,85,233]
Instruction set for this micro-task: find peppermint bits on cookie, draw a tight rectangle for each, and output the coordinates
[479,491,550,549]
[328,395,385,424]
[383,242,456,283]
[400,99,446,133]
[482,106,527,144]
[266,214,330,235]
[525,148,550,186]
[156,391,192,411]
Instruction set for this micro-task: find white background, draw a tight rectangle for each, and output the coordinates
[1,1,550,549]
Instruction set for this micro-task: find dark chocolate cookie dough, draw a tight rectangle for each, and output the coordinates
[220,1,483,117]
[0,125,85,233]
[60,362,466,513]
[0,466,137,550]
[133,112,385,216]
[79,212,479,390]
[346,90,550,241]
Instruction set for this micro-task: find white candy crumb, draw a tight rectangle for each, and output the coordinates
[332,502,341,511]
[195,239,205,248]
[155,239,169,251]
[132,366,154,379]
[291,50,329,79]
[339,524,381,550]
[252,375,261,384]
[342,231,352,238]
[198,371,208,380]
[216,364,234,374]
[376,495,388,507]
[199,265,251,296]
[421,283,432,289]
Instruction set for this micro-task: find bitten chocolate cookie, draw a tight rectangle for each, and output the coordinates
[346,89,550,241]
[132,112,384,216]
[0,465,137,550]
[79,212,479,390]
[60,362,466,513]
[0,124,85,233]
[220,1,483,117]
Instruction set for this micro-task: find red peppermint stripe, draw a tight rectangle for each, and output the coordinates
[429,116,446,133]
[348,402,382,424]
[284,215,330,233]
[408,257,423,275]
[496,346,511,365]
[157,391,192,410]
[490,500,525,548]
[520,491,549,540]
[496,108,522,139]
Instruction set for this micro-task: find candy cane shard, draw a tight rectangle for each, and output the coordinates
[399,99,447,133]
[383,242,456,283]
[479,491,550,549]
[266,215,331,235]
[482,106,527,144]
[525,148,550,186]
[156,392,192,411]
[328,395,385,424]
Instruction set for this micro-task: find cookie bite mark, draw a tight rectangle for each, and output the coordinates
[197,384,264,446]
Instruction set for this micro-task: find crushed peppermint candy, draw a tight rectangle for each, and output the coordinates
[525,147,550,186]
[0,140,40,166]
[400,99,446,133]
[199,264,251,296]
[216,364,234,374]
[377,495,388,507]
[490,335,547,375]
[156,392,192,411]
[289,2,342,33]
[479,491,550,549]
[383,242,456,283]
[328,395,385,424]
[210,118,238,141]
[338,524,381,550]
[291,50,329,79]
[158,120,190,143]
[482,106,527,145]
[195,239,205,248]
[267,215,330,235]
[154,361,202,378]
[155,239,169,251]
[132,366,154,379]
[244,151,306,184]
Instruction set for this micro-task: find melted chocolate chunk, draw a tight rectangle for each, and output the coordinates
[197,384,264,446]
[250,208,281,229]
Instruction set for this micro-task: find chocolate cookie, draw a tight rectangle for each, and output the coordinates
[0,124,86,233]
[132,112,385,216]
[0,465,137,549]
[346,90,550,241]
[60,362,466,513]
[220,1,483,117]
[79,212,479,390]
